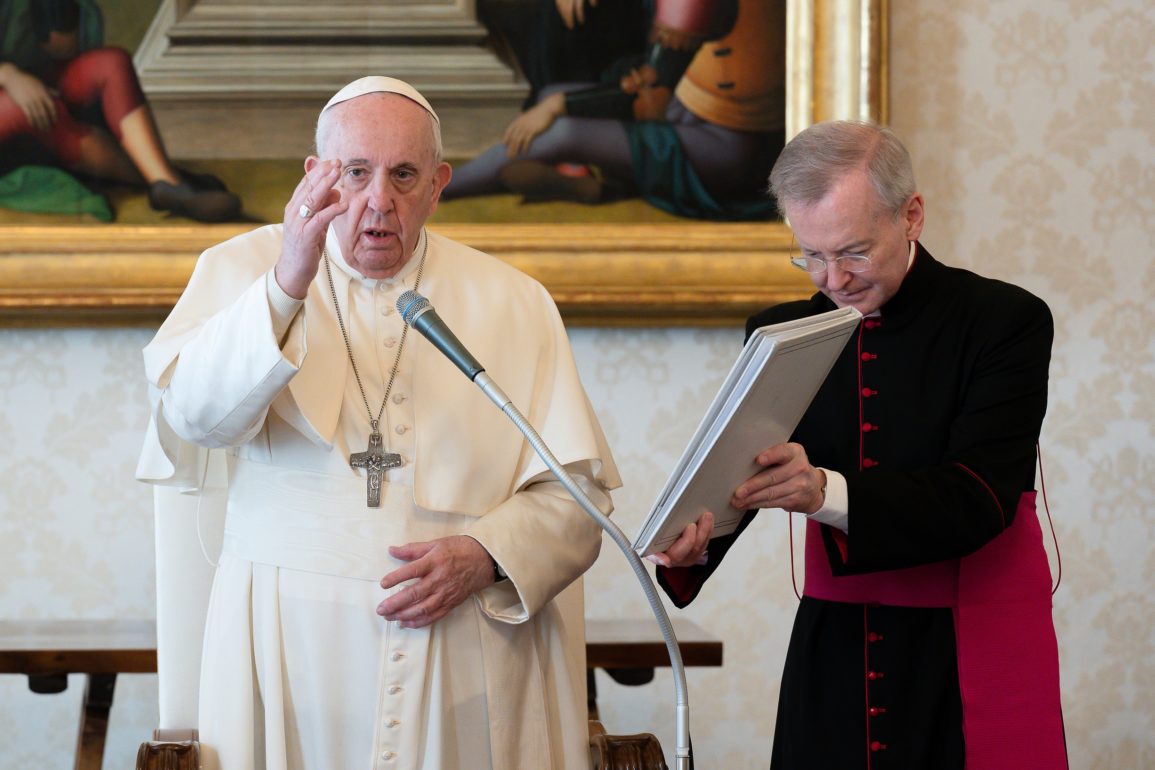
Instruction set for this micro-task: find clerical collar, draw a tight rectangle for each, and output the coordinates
[862,241,917,319]
[322,227,427,287]
[874,241,942,321]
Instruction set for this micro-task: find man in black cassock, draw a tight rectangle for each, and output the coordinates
[651,121,1067,769]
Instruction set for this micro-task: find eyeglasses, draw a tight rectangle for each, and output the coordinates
[790,254,873,274]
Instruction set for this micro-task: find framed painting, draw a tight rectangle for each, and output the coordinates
[0,0,887,326]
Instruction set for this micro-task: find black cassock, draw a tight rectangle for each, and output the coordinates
[659,244,1062,769]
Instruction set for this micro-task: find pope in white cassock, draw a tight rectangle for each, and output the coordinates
[136,76,621,770]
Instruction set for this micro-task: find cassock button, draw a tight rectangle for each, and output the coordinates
[387,719,401,728]
[862,422,876,432]
[388,685,403,694]
[867,671,885,681]
[869,707,887,717]
[392,393,406,404]
[391,651,405,662]
[861,387,878,398]
[867,632,884,643]
[863,458,878,468]
[395,425,408,435]
[381,749,396,760]
[383,337,398,348]
[860,352,878,361]
[870,741,887,752]
[865,319,882,330]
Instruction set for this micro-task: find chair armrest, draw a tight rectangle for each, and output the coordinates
[136,729,200,770]
[589,720,668,770]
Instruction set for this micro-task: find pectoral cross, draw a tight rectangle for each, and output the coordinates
[349,429,402,507]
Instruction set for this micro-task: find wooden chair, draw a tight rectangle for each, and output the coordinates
[139,485,668,770]
[138,726,666,770]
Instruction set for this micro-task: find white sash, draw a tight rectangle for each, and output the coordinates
[223,458,471,581]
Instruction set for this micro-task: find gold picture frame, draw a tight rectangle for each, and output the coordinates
[0,0,887,327]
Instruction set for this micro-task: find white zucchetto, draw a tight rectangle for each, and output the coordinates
[322,76,440,125]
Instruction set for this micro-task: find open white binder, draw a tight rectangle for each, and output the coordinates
[633,306,862,557]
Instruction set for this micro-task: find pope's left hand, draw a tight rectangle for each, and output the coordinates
[378,536,495,628]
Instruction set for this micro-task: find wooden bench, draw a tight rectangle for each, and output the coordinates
[0,620,156,770]
[1,617,721,770]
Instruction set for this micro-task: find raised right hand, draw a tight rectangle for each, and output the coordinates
[274,158,348,299]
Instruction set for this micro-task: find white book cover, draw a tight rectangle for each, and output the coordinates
[633,306,862,556]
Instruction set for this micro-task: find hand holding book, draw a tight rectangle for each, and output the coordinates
[645,511,714,568]
[646,443,828,567]
[730,443,827,514]
[632,307,861,558]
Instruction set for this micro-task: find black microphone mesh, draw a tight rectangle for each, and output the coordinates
[396,290,429,324]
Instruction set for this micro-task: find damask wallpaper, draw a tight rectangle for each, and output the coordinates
[2,1,1153,767]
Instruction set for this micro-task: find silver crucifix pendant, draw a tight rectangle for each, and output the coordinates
[349,430,402,507]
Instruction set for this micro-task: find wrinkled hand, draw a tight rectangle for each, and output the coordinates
[274,158,348,299]
[556,0,596,29]
[647,511,713,568]
[1,66,57,131]
[377,536,495,629]
[731,442,826,514]
[502,93,565,157]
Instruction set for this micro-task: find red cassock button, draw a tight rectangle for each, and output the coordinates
[869,707,888,717]
[865,319,881,329]
[860,352,878,361]
[867,632,883,642]
[870,741,888,751]
[862,422,876,432]
[861,387,878,398]
[863,458,878,468]
[867,671,885,680]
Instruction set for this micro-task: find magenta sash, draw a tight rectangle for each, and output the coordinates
[804,492,1067,769]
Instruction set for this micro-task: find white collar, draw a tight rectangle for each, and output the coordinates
[324,227,427,287]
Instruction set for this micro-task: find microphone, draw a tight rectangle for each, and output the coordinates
[396,289,692,770]
[397,290,484,381]
[396,290,511,411]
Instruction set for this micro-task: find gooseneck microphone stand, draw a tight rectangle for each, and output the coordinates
[398,290,691,770]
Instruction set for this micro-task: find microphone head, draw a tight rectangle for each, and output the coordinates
[397,290,430,325]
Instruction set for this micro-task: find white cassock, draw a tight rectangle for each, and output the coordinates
[137,226,621,770]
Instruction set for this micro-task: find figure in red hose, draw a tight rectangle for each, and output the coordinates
[0,0,240,221]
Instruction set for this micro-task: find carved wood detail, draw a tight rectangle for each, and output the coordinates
[590,721,669,770]
[136,730,200,770]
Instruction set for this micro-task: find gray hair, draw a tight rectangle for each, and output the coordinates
[313,96,444,165]
[769,120,916,218]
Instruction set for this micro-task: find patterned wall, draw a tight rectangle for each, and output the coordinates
[2,1,1153,767]
[885,4,1155,767]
